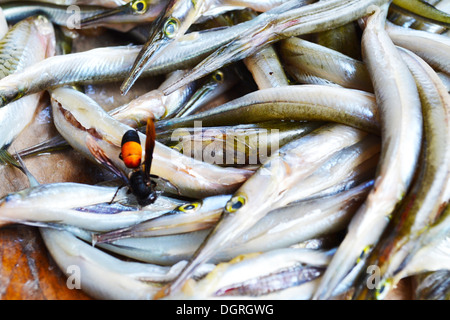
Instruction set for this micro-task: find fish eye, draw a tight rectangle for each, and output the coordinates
[375,279,392,300]
[225,195,246,213]
[212,70,224,83]
[132,0,147,14]
[164,18,179,38]
[178,202,199,212]
[356,245,372,264]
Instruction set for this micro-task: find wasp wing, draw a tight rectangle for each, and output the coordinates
[144,116,156,180]
[85,135,130,184]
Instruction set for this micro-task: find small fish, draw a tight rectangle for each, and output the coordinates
[93,194,232,243]
[313,4,423,300]
[40,227,215,299]
[391,0,450,28]
[0,20,252,107]
[279,37,373,92]
[0,15,55,150]
[351,47,450,300]
[166,248,333,300]
[79,0,166,28]
[0,1,108,27]
[386,21,450,75]
[158,121,321,167]
[157,85,380,135]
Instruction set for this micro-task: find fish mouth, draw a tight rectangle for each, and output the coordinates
[79,7,130,28]
[161,23,273,96]
[120,34,171,95]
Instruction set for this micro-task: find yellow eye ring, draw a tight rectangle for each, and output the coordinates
[225,195,246,213]
[375,279,392,300]
[212,70,224,83]
[356,245,372,264]
[178,202,199,213]
[164,18,179,38]
[132,0,147,14]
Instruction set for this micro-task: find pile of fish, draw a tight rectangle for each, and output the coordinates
[0,0,448,300]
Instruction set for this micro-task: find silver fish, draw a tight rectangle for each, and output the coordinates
[40,228,215,300]
[156,85,380,135]
[386,21,450,75]
[0,16,55,150]
[313,4,423,299]
[93,194,232,242]
[279,36,373,92]
[166,247,333,300]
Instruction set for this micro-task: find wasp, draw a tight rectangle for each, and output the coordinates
[86,117,158,206]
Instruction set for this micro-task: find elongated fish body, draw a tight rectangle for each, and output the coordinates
[93,194,232,242]
[413,270,450,300]
[386,22,450,75]
[0,187,187,231]
[0,7,7,38]
[159,121,322,167]
[0,182,128,209]
[279,37,373,92]
[352,47,450,300]
[40,228,214,300]
[157,85,380,135]
[166,248,332,300]
[0,1,106,26]
[313,4,423,299]
[0,16,55,149]
[0,21,251,107]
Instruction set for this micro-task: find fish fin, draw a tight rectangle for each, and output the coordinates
[14,149,40,187]
[16,135,69,158]
[0,148,40,187]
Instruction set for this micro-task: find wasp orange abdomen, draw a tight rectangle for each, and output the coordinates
[121,130,142,169]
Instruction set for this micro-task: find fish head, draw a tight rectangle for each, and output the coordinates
[79,0,156,27]
[121,0,202,95]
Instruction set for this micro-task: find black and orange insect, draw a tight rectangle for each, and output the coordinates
[120,117,158,204]
[86,117,158,206]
